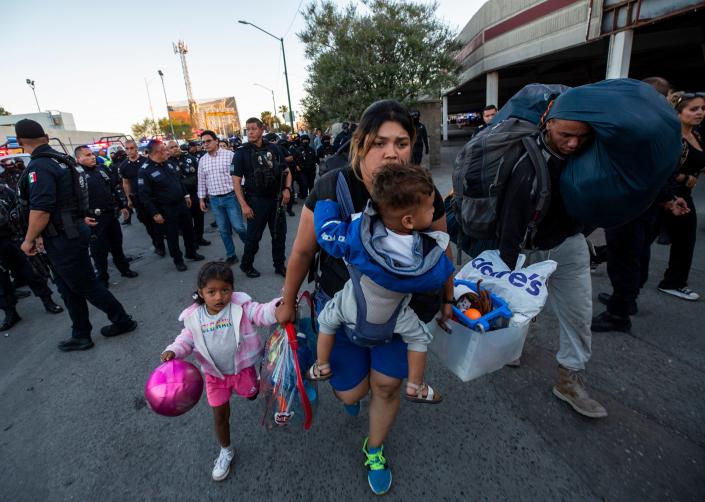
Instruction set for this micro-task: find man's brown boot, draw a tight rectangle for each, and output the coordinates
[552,365,608,418]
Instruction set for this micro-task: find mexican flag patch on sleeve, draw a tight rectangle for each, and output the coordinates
[28,172,37,183]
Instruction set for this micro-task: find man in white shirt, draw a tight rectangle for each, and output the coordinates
[197,130,247,265]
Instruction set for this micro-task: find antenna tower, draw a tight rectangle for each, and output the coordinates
[173,40,200,129]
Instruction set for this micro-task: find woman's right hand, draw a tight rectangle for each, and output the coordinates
[161,351,175,362]
[275,301,296,325]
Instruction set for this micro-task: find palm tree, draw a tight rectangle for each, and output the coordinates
[261,111,276,129]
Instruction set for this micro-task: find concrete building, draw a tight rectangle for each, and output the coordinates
[0,111,124,152]
[442,0,705,139]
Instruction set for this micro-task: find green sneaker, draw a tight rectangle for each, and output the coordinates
[362,437,392,495]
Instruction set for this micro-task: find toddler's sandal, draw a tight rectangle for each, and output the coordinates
[405,382,443,404]
[306,362,333,381]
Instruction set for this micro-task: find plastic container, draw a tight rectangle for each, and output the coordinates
[428,319,528,382]
[451,279,513,332]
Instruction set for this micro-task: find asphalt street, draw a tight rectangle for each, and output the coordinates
[1,145,704,501]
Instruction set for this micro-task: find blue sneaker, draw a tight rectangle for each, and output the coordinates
[343,401,360,416]
[362,437,392,495]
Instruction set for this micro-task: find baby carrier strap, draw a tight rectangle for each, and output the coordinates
[335,171,355,220]
[342,264,405,347]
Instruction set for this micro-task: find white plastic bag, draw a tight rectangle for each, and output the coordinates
[456,250,557,326]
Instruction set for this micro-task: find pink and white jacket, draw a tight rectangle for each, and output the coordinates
[164,292,279,380]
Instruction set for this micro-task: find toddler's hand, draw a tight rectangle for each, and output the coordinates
[161,351,176,362]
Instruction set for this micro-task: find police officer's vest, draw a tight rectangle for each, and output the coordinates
[95,167,122,211]
[249,144,284,195]
[17,151,90,238]
[0,186,18,234]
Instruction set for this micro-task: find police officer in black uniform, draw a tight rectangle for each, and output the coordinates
[278,137,298,217]
[232,117,291,278]
[75,145,138,288]
[16,119,137,351]
[0,181,63,330]
[0,158,23,191]
[166,140,210,247]
[294,134,317,200]
[410,110,429,165]
[333,121,351,151]
[188,140,206,160]
[118,139,165,255]
[138,140,204,272]
[316,134,334,160]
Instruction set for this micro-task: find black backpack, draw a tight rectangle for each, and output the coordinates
[451,118,550,243]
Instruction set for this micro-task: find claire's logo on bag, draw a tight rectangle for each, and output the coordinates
[470,257,544,296]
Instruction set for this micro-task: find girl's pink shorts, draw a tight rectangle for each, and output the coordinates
[205,366,258,407]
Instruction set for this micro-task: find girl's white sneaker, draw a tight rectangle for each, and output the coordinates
[212,447,234,481]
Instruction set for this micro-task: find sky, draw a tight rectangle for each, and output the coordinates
[3,0,488,135]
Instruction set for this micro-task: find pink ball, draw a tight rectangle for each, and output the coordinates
[144,360,204,417]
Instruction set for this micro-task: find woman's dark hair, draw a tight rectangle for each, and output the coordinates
[193,261,234,304]
[349,100,416,176]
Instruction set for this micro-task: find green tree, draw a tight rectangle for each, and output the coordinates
[158,118,193,139]
[131,118,162,139]
[0,106,11,116]
[298,0,461,127]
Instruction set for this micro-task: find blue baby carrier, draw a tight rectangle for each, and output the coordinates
[333,173,402,347]
[331,173,447,347]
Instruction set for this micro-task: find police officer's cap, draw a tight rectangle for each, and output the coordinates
[180,144,189,152]
[410,110,420,118]
[188,140,199,147]
[263,132,279,143]
[299,134,310,141]
[15,119,46,139]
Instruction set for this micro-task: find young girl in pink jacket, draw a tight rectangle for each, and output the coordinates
[161,261,279,482]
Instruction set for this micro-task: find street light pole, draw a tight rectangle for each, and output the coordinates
[157,70,176,139]
[253,83,278,128]
[144,77,157,124]
[25,79,41,112]
[238,20,295,131]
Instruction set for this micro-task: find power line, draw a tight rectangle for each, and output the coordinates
[283,0,305,38]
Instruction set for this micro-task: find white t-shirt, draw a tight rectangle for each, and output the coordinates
[199,304,238,375]
[376,229,415,267]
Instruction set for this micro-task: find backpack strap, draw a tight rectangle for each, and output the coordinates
[520,136,550,248]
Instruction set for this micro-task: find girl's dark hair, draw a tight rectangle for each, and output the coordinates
[192,261,234,304]
[349,100,416,176]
